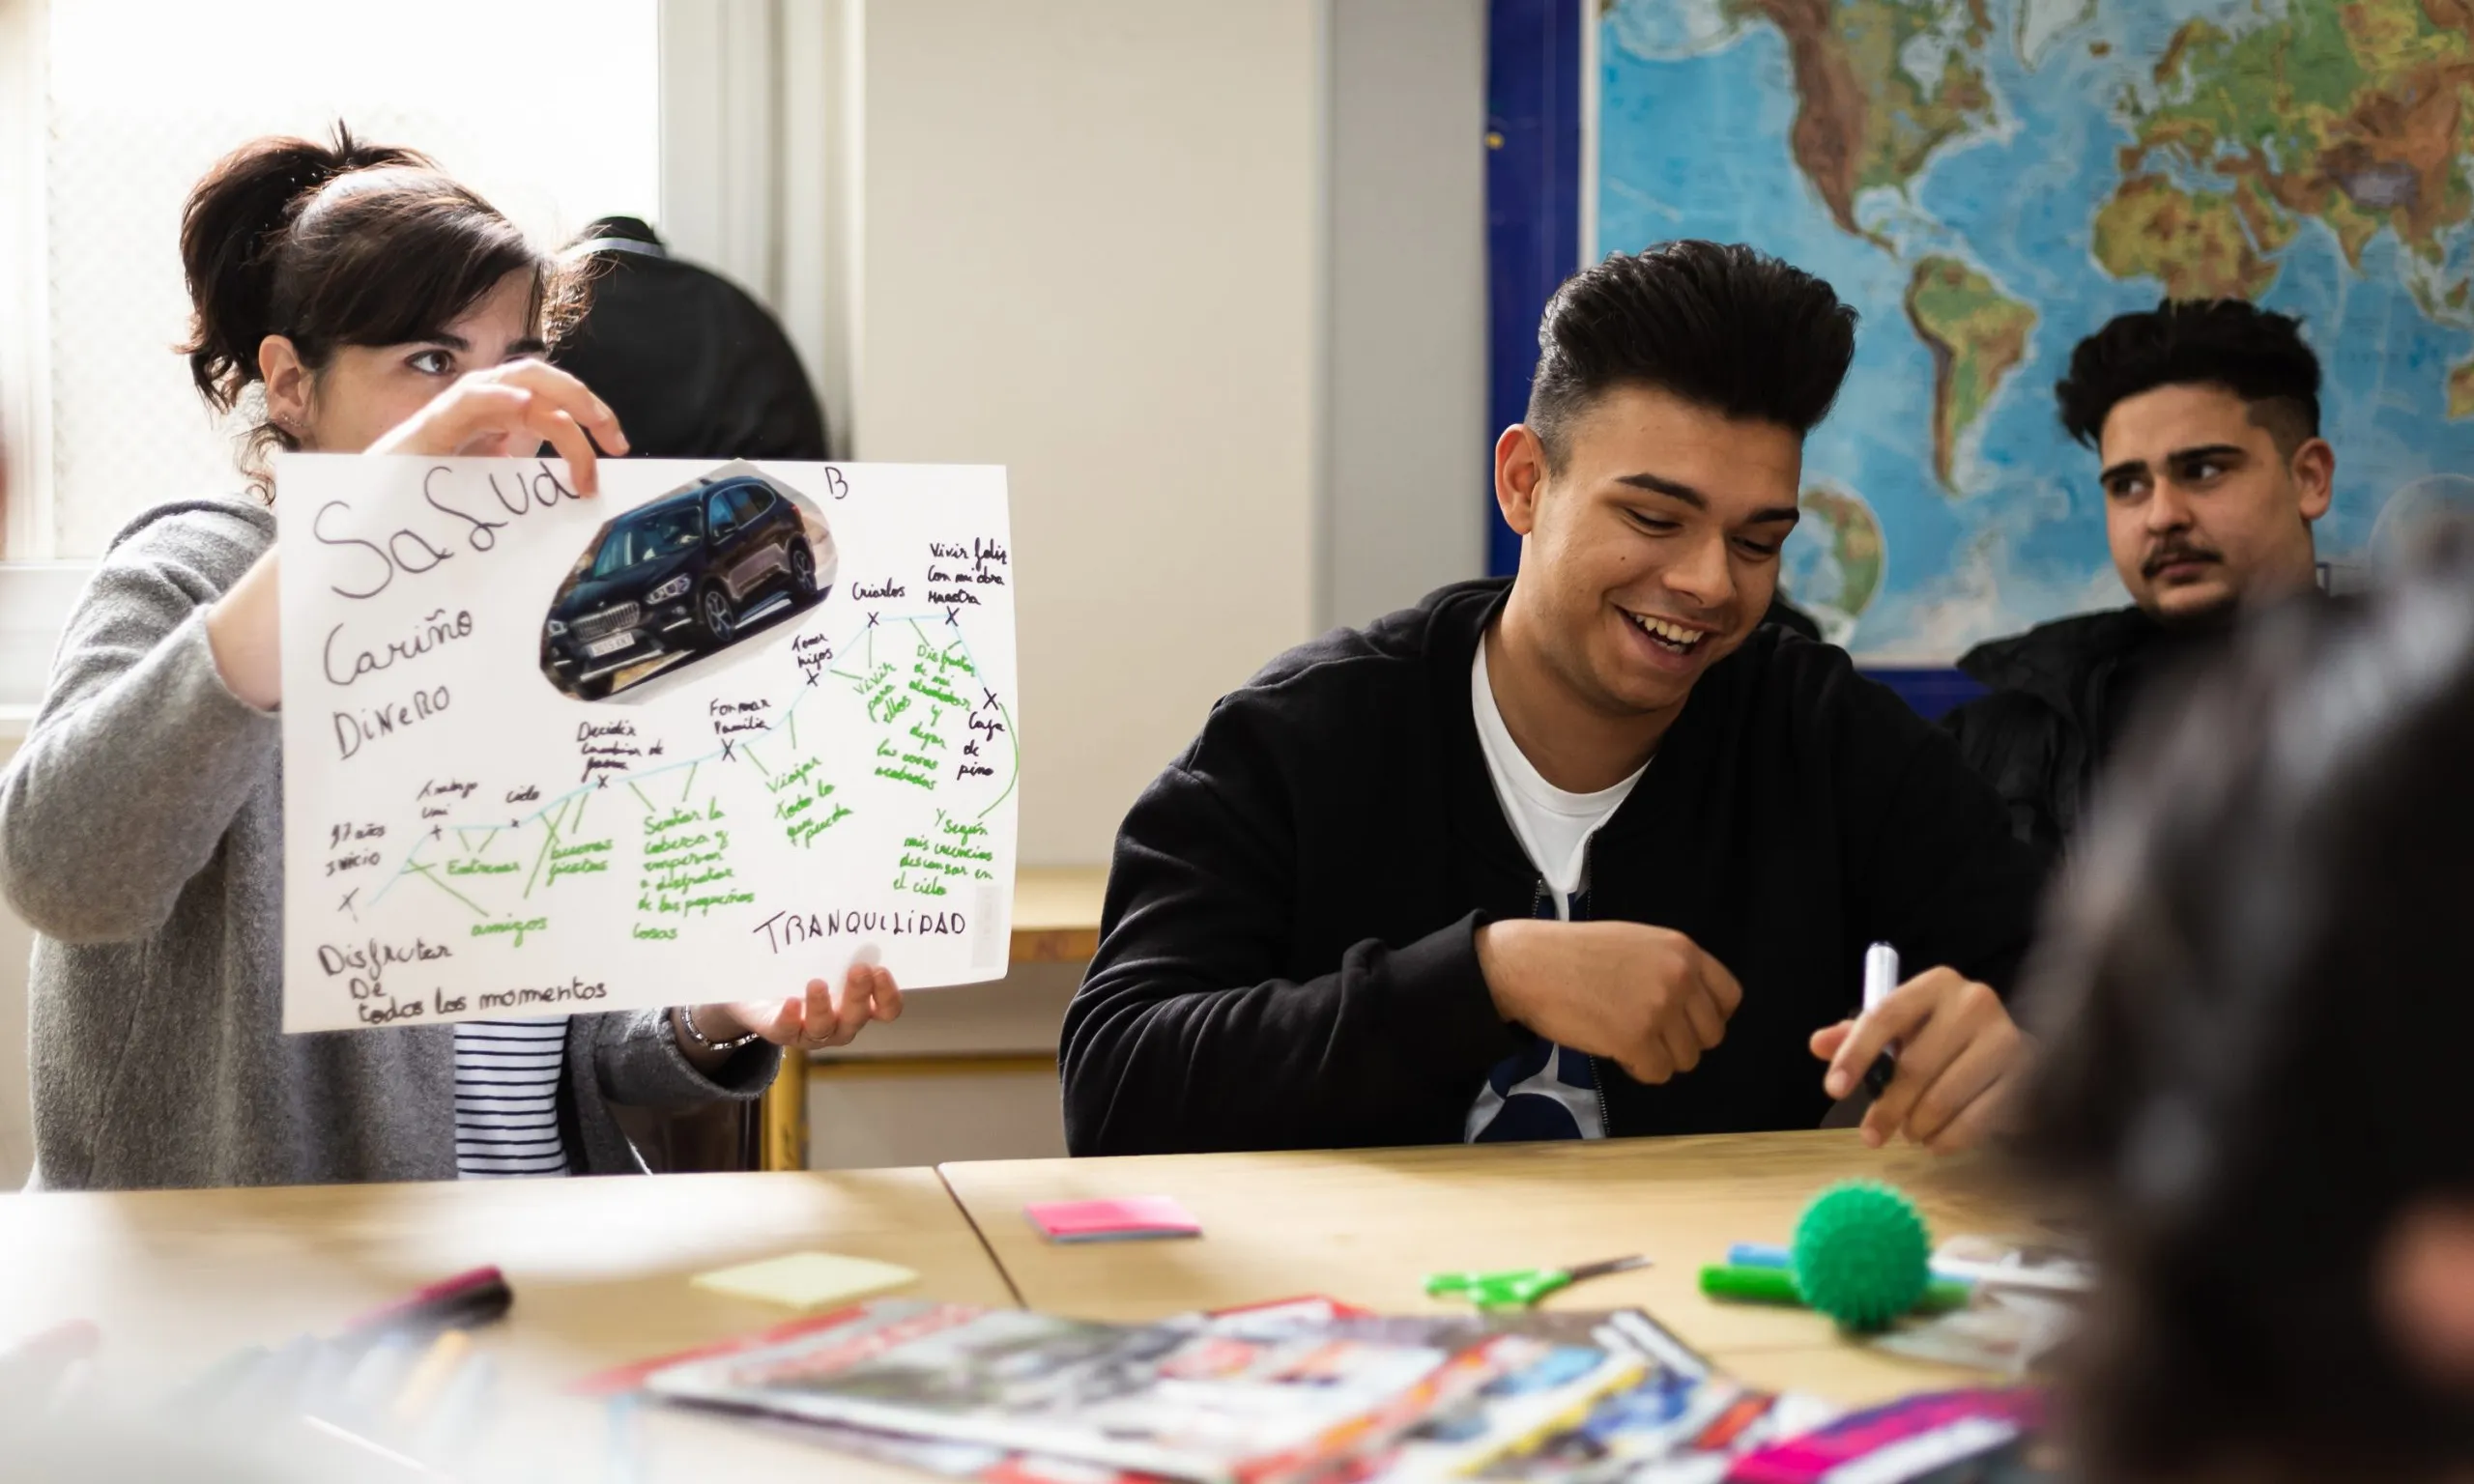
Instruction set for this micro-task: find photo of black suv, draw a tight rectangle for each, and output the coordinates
[540,463,839,700]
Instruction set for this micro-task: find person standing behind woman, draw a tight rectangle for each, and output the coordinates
[0,128,902,1191]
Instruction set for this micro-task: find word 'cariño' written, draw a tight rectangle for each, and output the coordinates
[323,608,473,688]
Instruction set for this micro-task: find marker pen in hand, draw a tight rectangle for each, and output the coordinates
[1859,941,1900,1099]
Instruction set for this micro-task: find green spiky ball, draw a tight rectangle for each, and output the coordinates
[1791,1181,1930,1332]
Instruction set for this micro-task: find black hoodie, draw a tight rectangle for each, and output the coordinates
[1942,606,2211,865]
[1061,580,2046,1156]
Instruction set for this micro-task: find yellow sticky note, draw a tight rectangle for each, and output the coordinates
[690,1251,919,1310]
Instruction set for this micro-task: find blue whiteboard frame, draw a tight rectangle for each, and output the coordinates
[1484,0,1581,580]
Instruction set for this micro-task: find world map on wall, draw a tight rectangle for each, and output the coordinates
[1600,0,2474,662]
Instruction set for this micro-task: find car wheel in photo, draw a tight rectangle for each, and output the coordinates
[697,585,735,648]
[789,540,819,604]
[576,675,613,701]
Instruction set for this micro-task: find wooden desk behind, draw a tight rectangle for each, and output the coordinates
[940,1130,2034,1406]
[1009,864,1108,963]
[0,1170,1015,1478]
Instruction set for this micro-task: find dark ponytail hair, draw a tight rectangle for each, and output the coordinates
[178,123,584,485]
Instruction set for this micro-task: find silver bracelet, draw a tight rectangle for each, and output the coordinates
[674,1005,763,1053]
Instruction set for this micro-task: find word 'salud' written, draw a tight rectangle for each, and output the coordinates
[277,456,1021,1033]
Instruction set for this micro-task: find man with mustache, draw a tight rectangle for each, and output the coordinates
[1063,243,2043,1157]
[1945,300,2334,861]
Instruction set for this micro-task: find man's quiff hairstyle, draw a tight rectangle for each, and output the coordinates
[1525,240,1860,469]
[2056,299,2322,455]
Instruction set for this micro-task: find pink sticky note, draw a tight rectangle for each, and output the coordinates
[1024,1196,1202,1242]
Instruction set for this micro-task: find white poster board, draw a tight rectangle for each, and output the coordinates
[276,455,1017,1033]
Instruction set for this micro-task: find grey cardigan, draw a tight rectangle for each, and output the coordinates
[0,498,780,1190]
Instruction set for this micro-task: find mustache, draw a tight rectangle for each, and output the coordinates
[2142,540,2223,578]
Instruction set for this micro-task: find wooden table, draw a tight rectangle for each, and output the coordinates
[938,1130,2036,1406]
[0,1132,2041,1475]
[0,1169,1016,1479]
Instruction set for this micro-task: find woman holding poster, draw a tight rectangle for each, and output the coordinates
[0,128,901,1190]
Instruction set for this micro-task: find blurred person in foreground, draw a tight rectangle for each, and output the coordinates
[2016,536,2474,1481]
[1945,300,2334,865]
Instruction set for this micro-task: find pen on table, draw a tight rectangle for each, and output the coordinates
[162,1340,273,1417]
[340,1332,419,1425]
[606,1391,645,1484]
[0,1319,100,1413]
[414,1352,498,1467]
[218,1333,322,1433]
[1859,941,1901,1099]
[341,1266,513,1348]
[389,1329,473,1427]
[0,1319,100,1372]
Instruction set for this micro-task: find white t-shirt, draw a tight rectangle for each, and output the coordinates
[1464,640,1646,1141]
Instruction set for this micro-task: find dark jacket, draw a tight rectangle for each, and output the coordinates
[551,217,830,461]
[1061,580,2045,1156]
[1942,607,2173,861]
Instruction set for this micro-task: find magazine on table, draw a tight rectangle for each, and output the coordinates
[1470,1378,1841,1484]
[642,1298,1512,1483]
[690,1299,1743,1484]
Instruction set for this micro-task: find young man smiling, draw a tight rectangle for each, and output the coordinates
[1062,243,2043,1156]
[1945,300,2334,859]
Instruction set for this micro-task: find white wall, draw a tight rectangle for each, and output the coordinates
[1324,0,1490,631]
[846,0,1327,866]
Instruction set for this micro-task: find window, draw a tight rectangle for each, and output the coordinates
[4,0,660,561]
[730,484,770,524]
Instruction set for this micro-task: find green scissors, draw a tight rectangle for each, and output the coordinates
[1424,1254,1651,1310]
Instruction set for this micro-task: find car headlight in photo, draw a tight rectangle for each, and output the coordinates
[646,576,692,604]
[545,618,567,637]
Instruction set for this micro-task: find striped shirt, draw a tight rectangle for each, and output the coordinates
[452,1017,573,1177]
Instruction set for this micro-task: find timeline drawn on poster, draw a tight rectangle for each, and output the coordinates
[279,455,1019,1033]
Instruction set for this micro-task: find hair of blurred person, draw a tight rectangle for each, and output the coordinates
[549,217,828,461]
[2016,531,2474,1481]
[178,124,583,490]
